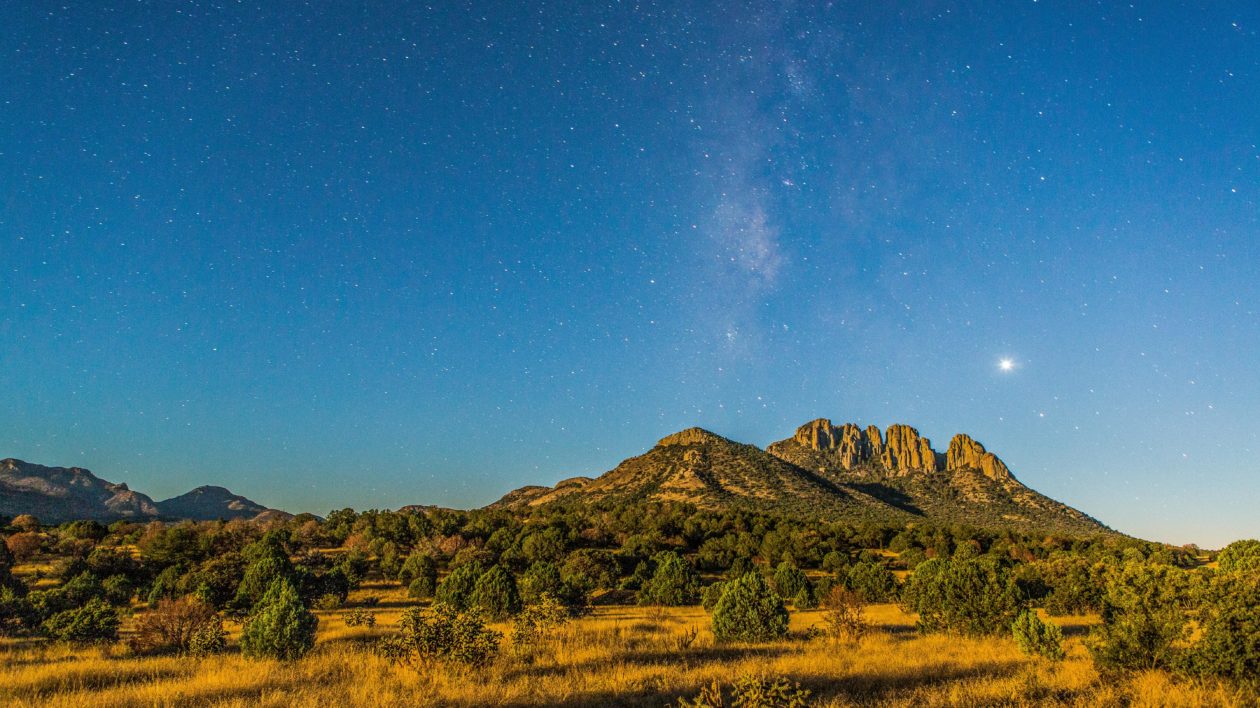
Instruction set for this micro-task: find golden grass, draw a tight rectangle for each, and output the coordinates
[1,590,1253,707]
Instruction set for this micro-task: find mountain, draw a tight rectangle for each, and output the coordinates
[0,458,279,524]
[155,486,273,521]
[492,420,1108,536]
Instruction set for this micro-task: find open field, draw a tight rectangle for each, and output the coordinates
[0,581,1250,708]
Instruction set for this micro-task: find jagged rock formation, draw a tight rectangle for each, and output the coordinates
[494,419,1109,536]
[0,458,281,524]
[946,433,1012,480]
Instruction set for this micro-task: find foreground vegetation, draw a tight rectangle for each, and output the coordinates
[2,503,1258,705]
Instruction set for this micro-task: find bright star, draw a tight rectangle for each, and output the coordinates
[999,358,1015,372]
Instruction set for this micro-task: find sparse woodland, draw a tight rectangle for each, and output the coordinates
[1,503,1258,706]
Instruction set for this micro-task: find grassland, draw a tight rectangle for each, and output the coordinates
[0,580,1249,707]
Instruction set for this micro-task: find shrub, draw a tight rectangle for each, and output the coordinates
[235,554,292,610]
[817,586,866,643]
[792,586,817,610]
[1184,571,1260,685]
[845,560,898,603]
[711,572,789,643]
[1012,609,1064,661]
[399,553,438,594]
[1087,562,1187,670]
[639,551,701,606]
[388,603,501,668]
[560,549,620,597]
[902,557,1022,636]
[510,593,569,652]
[435,562,483,611]
[1217,539,1260,575]
[520,561,564,605]
[188,623,228,657]
[701,581,727,612]
[240,578,318,660]
[472,565,522,619]
[0,585,33,636]
[102,574,134,605]
[678,674,811,707]
[345,608,377,627]
[773,561,809,601]
[42,597,119,642]
[130,596,223,655]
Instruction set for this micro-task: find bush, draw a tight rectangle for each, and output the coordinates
[235,554,292,610]
[130,596,223,655]
[1012,609,1064,661]
[42,597,119,642]
[400,553,438,596]
[472,565,522,619]
[435,561,483,611]
[345,608,377,627]
[520,561,565,605]
[845,560,898,603]
[388,603,501,668]
[711,572,789,643]
[701,581,727,612]
[240,578,318,660]
[1184,571,1260,685]
[773,561,809,601]
[902,558,1022,636]
[817,586,866,643]
[678,674,811,707]
[1217,539,1260,575]
[188,623,228,657]
[1087,562,1187,670]
[510,593,569,652]
[639,551,701,606]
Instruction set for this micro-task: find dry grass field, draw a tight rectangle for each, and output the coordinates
[0,580,1250,708]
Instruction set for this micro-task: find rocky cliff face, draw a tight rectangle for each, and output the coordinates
[946,434,1012,480]
[775,419,941,474]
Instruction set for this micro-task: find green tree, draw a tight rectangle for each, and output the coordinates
[845,560,898,602]
[235,554,292,610]
[1012,609,1064,660]
[1217,539,1260,575]
[404,556,439,599]
[902,557,1022,636]
[472,565,522,619]
[42,597,119,642]
[1087,562,1188,670]
[639,551,700,606]
[1184,571,1260,685]
[773,561,809,601]
[520,561,565,605]
[711,572,789,643]
[436,561,483,611]
[240,577,318,660]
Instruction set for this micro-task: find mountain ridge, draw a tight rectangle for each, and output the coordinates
[492,419,1109,536]
[0,458,282,524]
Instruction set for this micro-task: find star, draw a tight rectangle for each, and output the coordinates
[999,358,1016,372]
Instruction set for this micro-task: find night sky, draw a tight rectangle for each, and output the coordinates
[2,2,1257,546]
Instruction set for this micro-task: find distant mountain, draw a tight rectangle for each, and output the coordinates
[156,486,273,522]
[492,420,1109,536]
[0,458,280,524]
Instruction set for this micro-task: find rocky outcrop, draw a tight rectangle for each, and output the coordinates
[881,424,939,474]
[946,434,1013,481]
[792,419,875,468]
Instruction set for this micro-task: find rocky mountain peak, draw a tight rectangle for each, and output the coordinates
[946,433,1013,481]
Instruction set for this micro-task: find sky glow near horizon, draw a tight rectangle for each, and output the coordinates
[1,2,1258,547]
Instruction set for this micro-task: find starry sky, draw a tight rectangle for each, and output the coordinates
[2,2,1257,547]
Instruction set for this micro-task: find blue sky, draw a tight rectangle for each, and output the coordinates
[2,2,1257,547]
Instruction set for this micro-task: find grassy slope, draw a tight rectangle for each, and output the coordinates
[0,581,1249,707]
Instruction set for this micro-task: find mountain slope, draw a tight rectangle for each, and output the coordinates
[493,420,1109,536]
[0,458,159,523]
[156,486,273,521]
[0,458,279,524]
